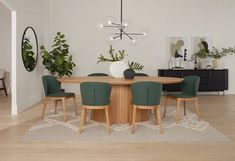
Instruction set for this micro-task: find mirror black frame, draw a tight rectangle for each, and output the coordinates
[21,26,39,72]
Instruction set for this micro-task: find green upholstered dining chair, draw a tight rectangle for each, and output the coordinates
[88,73,109,76]
[41,75,78,122]
[130,81,163,134]
[79,82,112,134]
[135,73,149,76]
[163,76,201,124]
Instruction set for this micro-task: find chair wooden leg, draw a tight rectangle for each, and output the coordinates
[62,98,67,122]
[129,101,133,125]
[183,101,186,116]
[131,106,137,134]
[79,106,86,133]
[176,99,181,124]
[194,98,201,121]
[72,96,78,116]
[41,98,48,120]
[84,109,87,125]
[1,79,7,96]
[156,106,164,134]
[54,100,58,114]
[155,108,158,125]
[163,96,168,117]
[105,106,111,134]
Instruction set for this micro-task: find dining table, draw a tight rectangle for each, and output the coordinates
[58,76,183,124]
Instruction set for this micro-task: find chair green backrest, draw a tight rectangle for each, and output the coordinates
[80,82,111,106]
[135,73,149,76]
[42,75,62,96]
[131,81,162,106]
[181,76,200,97]
[88,73,109,76]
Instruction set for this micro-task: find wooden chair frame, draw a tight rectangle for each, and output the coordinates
[41,95,78,122]
[0,78,7,96]
[163,96,201,124]
[79,105,111,134]
[131,105,163,134]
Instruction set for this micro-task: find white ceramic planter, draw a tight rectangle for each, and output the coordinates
[109,61,128,78]
[213,59,223,69]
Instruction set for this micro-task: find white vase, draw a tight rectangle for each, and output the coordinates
[109,61,128,78]
[213,59,223,69]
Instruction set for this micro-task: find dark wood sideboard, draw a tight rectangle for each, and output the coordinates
[158,69,228,95]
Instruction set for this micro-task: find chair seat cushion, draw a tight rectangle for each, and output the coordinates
[47,92,75,97]
[167,92,195,98]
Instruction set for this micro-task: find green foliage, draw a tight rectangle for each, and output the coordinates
[22,37,36,71]
[40,32,76,77]
[128,61,144,71]
[209,47,235,59]
[195,48,209,59]
[97,45,126,63]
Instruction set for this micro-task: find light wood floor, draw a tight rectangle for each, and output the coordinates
[1,94,235,161]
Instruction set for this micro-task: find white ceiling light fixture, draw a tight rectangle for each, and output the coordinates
[98,0,149,44]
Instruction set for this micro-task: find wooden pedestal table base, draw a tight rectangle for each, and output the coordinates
[92,85,149,124]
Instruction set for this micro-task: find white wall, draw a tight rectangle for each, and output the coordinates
[3,0,48,114]
[0,2,11,93]
[48,0,235,94]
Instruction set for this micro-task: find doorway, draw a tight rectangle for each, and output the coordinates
[0,1,17,115]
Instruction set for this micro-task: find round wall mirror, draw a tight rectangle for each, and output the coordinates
[21,26,38,72]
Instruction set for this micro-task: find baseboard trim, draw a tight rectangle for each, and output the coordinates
[17,92,43,114]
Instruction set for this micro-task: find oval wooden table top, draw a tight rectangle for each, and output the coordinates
[57,76,183,85]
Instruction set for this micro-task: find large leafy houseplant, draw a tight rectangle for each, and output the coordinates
[22,37,36,71]
[40,32,76,77]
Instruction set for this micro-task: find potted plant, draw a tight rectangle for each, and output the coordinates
[40,32,76,77]
[124,61,144,79]
[97,45,127,78]
[209,47,235,69]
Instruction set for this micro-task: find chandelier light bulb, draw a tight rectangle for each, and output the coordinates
[109,37,114,41]
[107,20,112,25]
[123,23,128,27]
[140,29,150,39]
[97,23,104,29]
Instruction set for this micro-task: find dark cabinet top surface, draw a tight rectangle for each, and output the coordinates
[158,69,228,71]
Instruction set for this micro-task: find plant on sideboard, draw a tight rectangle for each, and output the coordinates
[40,32,76,77]
[208,46,235,69]
[190,40,211,69]
[124,61,144,79]
[97,45,128,78]
[209,47,235,59]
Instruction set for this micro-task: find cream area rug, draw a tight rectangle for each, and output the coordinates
[22,106,230,143]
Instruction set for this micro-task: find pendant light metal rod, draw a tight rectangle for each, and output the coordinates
[121,0,123,24]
